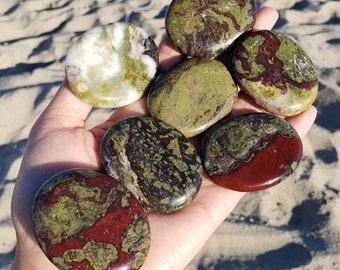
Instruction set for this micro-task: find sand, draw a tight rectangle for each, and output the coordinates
[0,0,339,269]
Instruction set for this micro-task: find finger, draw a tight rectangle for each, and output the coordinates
[253,6,279,31]
[158,34,184,72]
[34,80,92,134]
[90,96,149,143]
[286,105,317,138]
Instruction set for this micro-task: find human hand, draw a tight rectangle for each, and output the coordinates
[11,7,317,270]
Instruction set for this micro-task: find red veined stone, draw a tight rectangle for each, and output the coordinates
[165,0,257,57]
[32,169,150,270]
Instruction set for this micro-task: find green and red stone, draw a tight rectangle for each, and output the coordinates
[165,0,257,58]
[233,30,318,116]
[200,113,303,192]
[101,116,203,213]
[32,169,150,270]
[148,57,238,137]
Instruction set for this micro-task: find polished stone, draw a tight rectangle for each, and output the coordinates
[200,113,303,192]
[101,116,202,213]
[32,169,150,270]
[233,30,318,116]
[165,0,256,58]
[65,22,159,108]
[148,58,238,137]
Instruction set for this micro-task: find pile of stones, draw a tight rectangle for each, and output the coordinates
[32,1,318,269]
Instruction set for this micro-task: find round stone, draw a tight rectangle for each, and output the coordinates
[200,113,303,192]
[101,116,202,213]
[65,22,159,108]
[32,169,150,270]
[148,58,238,137]
[165,0,256,58]
[233,30,318,116]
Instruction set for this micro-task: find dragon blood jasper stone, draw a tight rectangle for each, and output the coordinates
[101,116,202,213]
[165,0,256,58]
[200,113,303,192]
[32,169,150,270]
[233,30,318,116]
[65,22,159,108]
[148,58,238,137]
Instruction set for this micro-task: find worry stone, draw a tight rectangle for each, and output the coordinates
[65,22,159,108]
[32,169,150,270]
[148,57,238,137]
[101,116,202,213]
[165,0,256,58]
[233,30,318,116]
[200,113,303,192]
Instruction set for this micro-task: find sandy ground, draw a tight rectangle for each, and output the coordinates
[0,0,339,269]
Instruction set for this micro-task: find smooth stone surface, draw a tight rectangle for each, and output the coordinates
[233,30,318,116]
[200,113,303,192]
[32,169,150,270]
[65,22,159,108]
[101,116,202,213]
[165,0,256,58]
[148,58,238,137]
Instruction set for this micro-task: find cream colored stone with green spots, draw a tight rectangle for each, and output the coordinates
[65,22,158,108]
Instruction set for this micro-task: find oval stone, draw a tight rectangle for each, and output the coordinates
[233,30,318,116]
[148,58,238,138]
[165,0,256,58]
[200,113,303,192]
[32,169,150,270]
[101,116,202,213]
[65,22,159,108]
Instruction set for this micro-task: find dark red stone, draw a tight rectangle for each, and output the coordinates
[200,113,303,192]
[32,169,150,270]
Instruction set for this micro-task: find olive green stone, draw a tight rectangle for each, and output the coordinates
[101,116,203,213]
[148,58,238,137]
[165,0,256,57]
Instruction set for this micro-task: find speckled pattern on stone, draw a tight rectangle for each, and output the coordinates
[101,116,202,213]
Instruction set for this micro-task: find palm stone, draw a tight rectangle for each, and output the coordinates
[101,116,202,213]
[165,0,256,58]
[65,22,159,108]
[148,58,238,138]
[200,113,303,192]
[32,169,150,270]
[233,30,318,116]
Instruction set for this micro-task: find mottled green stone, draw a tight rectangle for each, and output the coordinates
[165,0,256,57]
[148,58,238,137]
[101,116,203,213]
[233,30,318,116]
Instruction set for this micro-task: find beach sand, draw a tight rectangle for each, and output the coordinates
[0,0,339,269]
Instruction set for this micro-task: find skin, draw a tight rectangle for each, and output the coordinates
[11,7,317,270]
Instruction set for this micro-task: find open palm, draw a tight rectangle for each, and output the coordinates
[11,7,317,270]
